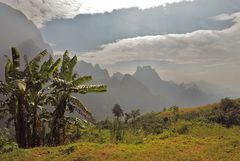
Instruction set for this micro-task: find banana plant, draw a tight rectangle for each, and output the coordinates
[0,48,61,148]
[48,51,107,146]
[23,50,61,147]
[0,48,30,148]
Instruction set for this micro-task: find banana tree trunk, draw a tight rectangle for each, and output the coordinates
[50,97,67,146]
[16,96,29,148]
[31,104,41,147]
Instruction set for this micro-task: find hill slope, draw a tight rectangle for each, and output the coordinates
[1,99,240,161]
[1,124,240,161]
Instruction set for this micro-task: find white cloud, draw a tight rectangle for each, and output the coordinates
[0,0,83,27]
[80,12,240,67]
[77,0,193,13]
[0,0,192,27]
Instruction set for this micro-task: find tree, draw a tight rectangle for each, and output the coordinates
[210,98,240,127]
[48,51,107,146]
[0,48,61,148]
[111,104,124,142]
[112,104,123,119]
[124,109,140,124]
[0,48,106,148]
[130,109,140,122]
[170,106,179,122]
[137,113,165,134]
[124,113,131,124]
[0,48,32,148]
[23,50,61,147]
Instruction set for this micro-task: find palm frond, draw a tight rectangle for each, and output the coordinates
[29,50,48,73]
[60,51,77,81]
[48,58,61,77]
[68,56,77,80]
[39,56,54,77]
[71,76,92,86]
[4,59,13,83]
[72,84,107,94]
[69,96,94,122]
[15,80,26,92]
[11,47,20,71]
[60,51,70,79]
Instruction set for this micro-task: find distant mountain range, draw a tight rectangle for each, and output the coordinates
[73,61,223,119]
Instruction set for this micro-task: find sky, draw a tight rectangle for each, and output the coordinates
[0,0,191,27]
[1,0,240,91]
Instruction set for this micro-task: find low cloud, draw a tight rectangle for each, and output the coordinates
[81,12,240,67]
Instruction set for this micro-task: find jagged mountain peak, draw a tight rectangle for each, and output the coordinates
[75,61,110,81]
[134,65,162,81]
[112,72,124,80]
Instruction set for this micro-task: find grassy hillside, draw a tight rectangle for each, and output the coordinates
[1,123,240,161]
[1,98,240,161]
[158,103,217,118]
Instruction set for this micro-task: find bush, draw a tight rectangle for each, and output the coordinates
[171,121,192,134]
[79,126,110,144]
[209,98,240,127]
[137,113,168,135]
[122,129,145,144]
[0,128,18,153]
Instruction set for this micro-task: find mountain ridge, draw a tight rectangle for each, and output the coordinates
[74,61,219,119]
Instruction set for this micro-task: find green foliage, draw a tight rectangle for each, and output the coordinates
[67,124,110,144]
[112,104,124,118]
[2,123,240,161]
[97,118,112,129]
[122,129,145,144]
[48,51,107,146]
[1,100,240,160]
[11,48,20,72]
[60,51,77,81]
[171,120,192,134]
[82,127,110,144]
[169,105,180,121]
[110,104,125,142]
[110,118,124,142]
[157,130,178,140]
[0,47,107,148]
[0,128,18,153]
[208,98,240,127]
[137,113,168,135]
[124,109,141,124]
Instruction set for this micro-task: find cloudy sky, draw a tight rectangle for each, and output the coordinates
[1,0,240,90]
[1,0,191,27]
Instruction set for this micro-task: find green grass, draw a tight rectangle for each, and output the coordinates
[158,103,217,118]
[1,123,240,161]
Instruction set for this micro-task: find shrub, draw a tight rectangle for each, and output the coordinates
[110,119,124,142]
[137,113,167,135]
[171,121,192,134]
[209,98,240,127]
[80,126,110,144]
[122,129,145,144]
[0,128,18,153]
